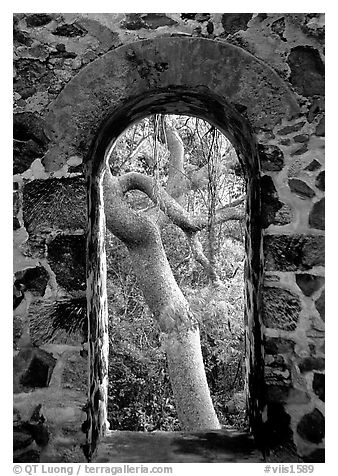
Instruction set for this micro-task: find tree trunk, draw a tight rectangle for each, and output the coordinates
[103,168,220,431]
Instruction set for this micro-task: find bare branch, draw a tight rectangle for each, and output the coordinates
[103,168,157,246]
[186,231,222,285]
[118,171,245,234]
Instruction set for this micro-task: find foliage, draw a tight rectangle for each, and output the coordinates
[105,115,247,431]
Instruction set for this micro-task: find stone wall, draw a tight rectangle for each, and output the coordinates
[13,13,324,462]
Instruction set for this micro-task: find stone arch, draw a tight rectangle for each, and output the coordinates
[43,37,300,458]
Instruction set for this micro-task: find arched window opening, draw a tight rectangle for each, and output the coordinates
[103,114,247,432]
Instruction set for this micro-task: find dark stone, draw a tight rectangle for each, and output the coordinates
[265,354,287,370]
[302,14,325,40]
[26,14,53,27]
[30,296,87,344]
[265,337,295,355]
[290,144,308,156]
[14,346,56,391]
[260,176,289,228]
[13,139,45,174]
[47,234,86,291]
[195,14,211,22]
[302,235,325,268]
[309,198,325,230]
[307,97,325,122]
[297,408,324,443]
[122,14,147,30]
[23,177,86,234]
[264,234,324,271]
[274,205,293,226]
[49,43,77,59]
[305,159,321,171]
[288,46,324,97]
[295,274,325,296]
[221,13,252,35]
[266,385,310,404]
[14,59,54,100]
[207,21,214,34]
[264,402,293,446]
[315,290,325,320]
[14,217,21,230]
[315,171,325,191]
[279,139,290,146]
[141,14,178,29]
[288,179,315,199]
[303,449,325,463]
[13,22,33,46]
[14,266,49,297]
[13,448,40,463]
[13,315,23,347]
[277,122,305,135]
[68,163,83,173]
[271,17,286,41]
[293,134,309,143]
[13,431,34,450]
[52,23,87,37]
[298,357,325,373]
[258,144,284,171]
[315,116,325,136]
[262,287,301,331]
[181,13,197,20]
[21,409,50,446]
[313,373,324,401]
[122,13,178,30]
[13,112,49,174]
[13,283,25,310]
[75,18,120,52]
[14,189,20,216]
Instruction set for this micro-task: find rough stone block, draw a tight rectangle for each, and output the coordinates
[315,171,325,191]
[265,337,295,355]
[221,13,252,35]
[13,448,40,463]
[309,198,325,230]
[26,14,53,27]
[313,372,324,401]
[261,175,290,227]
[13,112,49,174]
[47,234,86,291]
[277,122,305,135]
[295,274,324,296]
[23,177,86,234]
[13,431,34,450]
[303,449,325,463]
[315,290,325,320]
[263,402,293,446]
[258,144,284,171]
[266,385,310,404]
[52,23,87,37]
[262,287,301,331]
[305,159,321,171]
[293,134,309,143]
[297,408,324,443]
[264,234,324,271]
[288,179,315,199]
[288,46,324,97]
[315,116,325,136]
[14,346,56,392]
[14,266,49,297]
[298,357,325,373]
